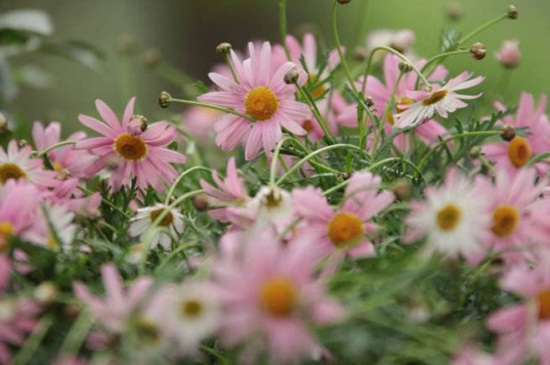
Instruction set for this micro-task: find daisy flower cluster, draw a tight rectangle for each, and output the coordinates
[4,2,550,365]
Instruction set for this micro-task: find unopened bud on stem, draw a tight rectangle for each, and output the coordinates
[283,68,300,85]
[216,42,232,55]
[398,61,413,73]
[501,124,516,141]
[158,91,171,108]
[507,5,518,19]
[470,42,487,60]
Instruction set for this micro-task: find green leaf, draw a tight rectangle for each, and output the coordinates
[39,40,105,71]
[526,152,550,167]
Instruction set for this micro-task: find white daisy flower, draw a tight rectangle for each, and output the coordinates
[129,203,185,250]
[395,71,484,129]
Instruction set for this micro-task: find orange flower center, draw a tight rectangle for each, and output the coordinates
[537,290,550,320]
[302,119,315,133]
[259,277,297,317]
[245,86,279,121]
[149,209,173,227]
[327,212,364,246]
[309,74,326,99]
[0,163,26,184]
[0,222,14,252]
[491,205,519,237]
[388,97,415,126]
[507,136,532,168]
[422,90,448,106]
[436,204,462,231]
[114,133,148,161]
[180,299,203,319]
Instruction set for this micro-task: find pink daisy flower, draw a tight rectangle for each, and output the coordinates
[404,168,491,265]
[395,71,484,129]
[483,93,550,176]
[75,97,187,192]
[495,40,521,69]
[200,157,249,222]
[32,121,96,181]
[366,29,416,62]
[0,297,41,365]
[197,42,310,160]
[0,140,56,188]
[213,226,344,364]
[292,172,394,262]
[487,253,550,365]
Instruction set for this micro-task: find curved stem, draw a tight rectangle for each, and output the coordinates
[458,13,508,45]
[276,143,362,185]
[332,1,358,95]
[270,136,294,186]
[420,49,470,74]
[33,140,76,157]
[294,82,336,145]
[169,97,254,121]
[164,166,212,205]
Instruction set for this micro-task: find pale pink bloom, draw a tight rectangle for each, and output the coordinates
[129,203,185,250]
[395,72,484,129]
[75,97,187,192]
[292,172,394,263]
[452,346,497,365]
[213,226,344,364]
[483,93,550,176]
[32,121,96,181]
[0,140,57,188]
[405,168,491,265]
[180,106,221,142]
[145,281,220,356]
[0,297,41,365]
[481,169,547,263]
[200,157,249,222]
[496,40,521,69]
[487,253,550,365]
[198,42,310,160]
[73,263,154,334]
[28,203,76,251]
[337,54,450,151]
[53,356,89,365]
[366,29,416,62]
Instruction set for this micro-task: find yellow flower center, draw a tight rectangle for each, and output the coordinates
[47,233,59,250]
[301,119,315,133]
[134,318,160,343]
[245,87,279,121]
[259,277,297,317]
[507,136,532,168]
[537,290,550,320]
[436,204,462,231]
[309,74,326,99]
[491,205,519,237]
[0,163,26,184]
[388,97,415,126]
[114,133,148,161]
[0,222,15,252]
[422,90,448,106]
[327,212,364,246]
[180,299,203,319]
[149,209,173,227]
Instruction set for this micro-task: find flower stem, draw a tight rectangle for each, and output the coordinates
[58,310,93,355]
[458,13,509,45]
[279,0,291,60]
[169,97,254,122]
[33,140,76,157]
[294,81,337,145]
[13,316,53,365]
[164,166,212,205]
[332,1,358,95]
[270,136,294,186]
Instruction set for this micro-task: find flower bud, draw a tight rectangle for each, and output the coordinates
[18,139,28,148]
[34,281,58,304]
[469,42,487,60]
[501,124,516,141]
[283,68,300,85]
[216,42,232,55]
[116,33,137,54]
[130,114,148,133]
[391,178,411,200]
[469,146,482,159]
[142,48,161,68]
[158,91,171,108]
[495,40,521,69]
[104,155,120,172]
[507,5,518,19]
[192,194,209,212]
[364,96,374,108]
[446,2,462,20]
[353,46,368,61]
[337,0,352,4]
[398,61,413,73]
[0,113,7,133]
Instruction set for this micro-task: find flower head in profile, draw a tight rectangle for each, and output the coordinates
[198,42,310,160]
[495,40,521,69]
[405,168,491,265]
[75,97,187,192]
[395,71,484,129]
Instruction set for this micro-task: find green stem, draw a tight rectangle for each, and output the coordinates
[79,186,131,219]
[332,1,358,95]
[157,242,203,272]
[169,97,253,122]
[33,140,76,157]
[13,316,53,365]
[164,166,212,205]
[458,13,509,45]
[279,0,291,60]
[223,53,239,84]
[294,82,336,145]
[356,0,370,46]
[270,136,294,186]
[416,130,501,171]
[276,143,362,185]
[59,310,93,355]
[420,49,471,74]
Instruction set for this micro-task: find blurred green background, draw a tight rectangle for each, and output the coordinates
[3,0,550,133]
